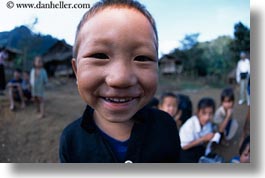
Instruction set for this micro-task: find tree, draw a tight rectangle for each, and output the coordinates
[230,22,250,61]
[179,33,200,50]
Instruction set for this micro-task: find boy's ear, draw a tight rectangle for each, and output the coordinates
[71,58,78,84]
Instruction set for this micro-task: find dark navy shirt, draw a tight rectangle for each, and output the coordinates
[59,105,181,163]
[98,128,129,162]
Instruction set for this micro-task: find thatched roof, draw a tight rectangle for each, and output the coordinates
[42,40,72,63]
[0,46,22,61]
[159,54,182,65]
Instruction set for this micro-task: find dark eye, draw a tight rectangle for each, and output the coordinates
[134,55,154,62]
[89,53,109,59]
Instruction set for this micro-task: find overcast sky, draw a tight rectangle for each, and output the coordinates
[0,0,250,57]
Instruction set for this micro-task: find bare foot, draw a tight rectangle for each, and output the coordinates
[10,105,15,111]
[21,103,26,109]
[38,114,45,119]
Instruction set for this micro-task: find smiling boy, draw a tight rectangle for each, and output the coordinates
[59,0,181,163]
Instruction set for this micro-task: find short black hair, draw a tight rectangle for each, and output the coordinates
[146,97,159,108]
[221,87,235,102]
[14,68,22,73]
[160,92,178,105]
[239,135,250,155]
[73,0,158,58]
[197,97,215,112]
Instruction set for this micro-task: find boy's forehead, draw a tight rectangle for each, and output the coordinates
[223,97,232,101]
[199,107,213,112]
[76,7,157,50]
[81,8,151,33]
[164,96,176,101]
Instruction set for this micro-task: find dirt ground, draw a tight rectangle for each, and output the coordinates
[0,78,248,163]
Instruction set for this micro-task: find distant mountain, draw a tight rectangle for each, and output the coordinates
[0,25,58,56]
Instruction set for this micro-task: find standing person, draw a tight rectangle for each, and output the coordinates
[213,88,238,142]
[239,77,250,147]
[0,48,9,95]
[59,0,181,163]
[179,97,215,163]
[236,51,250,105]
[30,56,48,118]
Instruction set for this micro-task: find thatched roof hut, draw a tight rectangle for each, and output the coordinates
[0,46,22,61]
[42,40,72,77]
[159,54,183,75]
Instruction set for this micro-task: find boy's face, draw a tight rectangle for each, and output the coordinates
[14,71,21,80]
[197,107,214,126]
[159,96,177,117]
[35,57,43,68]
[23,72,29,81]
[72,8,158,124]
[222,97,234,110]
[240,143,250,163]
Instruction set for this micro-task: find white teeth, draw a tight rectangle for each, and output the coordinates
[104,97,133,103]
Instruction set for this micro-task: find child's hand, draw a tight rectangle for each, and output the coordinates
[202,133,215,142]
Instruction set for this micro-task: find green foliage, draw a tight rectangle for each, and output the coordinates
[169,33,239,80]
[179,33,200,50]
[230,22,250,61]
[199,36,234,78]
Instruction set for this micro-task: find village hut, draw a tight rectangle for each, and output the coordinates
[159,54,183,75]
[0,46,22,80]
[42,40,73,77]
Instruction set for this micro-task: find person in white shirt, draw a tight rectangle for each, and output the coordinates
[179,97,215,162]
[236,52,250,105]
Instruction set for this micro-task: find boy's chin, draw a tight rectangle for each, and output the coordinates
[101,111,136,124]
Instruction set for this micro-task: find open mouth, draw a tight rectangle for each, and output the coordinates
[102,97,135,104]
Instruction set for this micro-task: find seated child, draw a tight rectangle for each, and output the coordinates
[179,97,215,163]
[21,71,32,102]
[158,92,182,129]
[213,88,238,142]
[7,69,26,110]
[59,0,181,163]
[176,94,192,127]
[230,135,250,163]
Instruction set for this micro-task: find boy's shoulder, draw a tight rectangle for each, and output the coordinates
[214,106,225,116]
[140,107,176,125]
[180,115,199,130]
[61,117,83,138]
[61,105,96,138]
[61,106,177,138]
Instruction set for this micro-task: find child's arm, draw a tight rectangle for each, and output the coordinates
[174,110,182,128]
[218,108,232,133]
[182,133,214,150]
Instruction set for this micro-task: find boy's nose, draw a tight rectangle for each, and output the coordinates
[105,61,137,88]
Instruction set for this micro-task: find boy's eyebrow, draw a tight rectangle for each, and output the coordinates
[79,36,157,52]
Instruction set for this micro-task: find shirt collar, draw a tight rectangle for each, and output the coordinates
[80,105,147,134]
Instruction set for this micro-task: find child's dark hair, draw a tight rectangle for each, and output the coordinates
[221,87,235,102]
[160,92,177,105]
[23,70,30,75]
[14,68,22,73]
[239,135,250,155]
[197,97,215,112]
[146,97,159,108]
[73,0,158,58]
